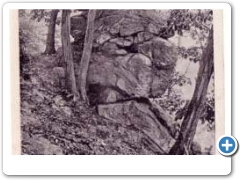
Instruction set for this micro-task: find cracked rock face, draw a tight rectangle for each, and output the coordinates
[97,101,175,153]
[70,10,177,150]
[71,12,177,104]
[87,38,177,104]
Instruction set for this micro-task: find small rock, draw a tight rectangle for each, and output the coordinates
[100,88,122,104]
[102,42,119,53]
[138,41,153,59]
[53,95,65,107]
[25,136,63,155]
[96,33,111,45]
[137,32,145,43]
[106,90,118,103]
[116,54,134,68]
[116,78,126,92]
[110,38,133,47]
[110,23,120,35]
[147,23,160,35]
[124,36,134,46]
[119,19,145,36]
[110,38,124,46]
[143,32,154,41]
[112,49,128,55]
[125,36,134,42]
[137,32,154,43]
[134,36,138,44]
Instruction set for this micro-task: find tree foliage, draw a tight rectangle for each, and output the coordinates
[169,26,214,155]
[157,9,214,154]
[160,9,213,39]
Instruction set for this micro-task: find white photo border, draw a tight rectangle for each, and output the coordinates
[3,2,232,175]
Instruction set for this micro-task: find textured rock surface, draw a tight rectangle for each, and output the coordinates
[70,11,177,152]
[70,11,177,102]
[71,12,177,103]
[147,23,160,35]
[87,40,176,103]
[22,133,63,155]
[119,18,145,36]
[97,101,174,153]
[96,32,111,45]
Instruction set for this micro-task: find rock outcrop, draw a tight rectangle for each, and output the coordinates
[98,100,174,153]
[69,12,178,104]
[69,10,177,153]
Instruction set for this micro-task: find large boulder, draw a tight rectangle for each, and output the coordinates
[70,12,177,103]
[87,52,152,104]
[87,36,177,104]
[97,101,174,153]
[69,10,177,153]
[119,18,145,36]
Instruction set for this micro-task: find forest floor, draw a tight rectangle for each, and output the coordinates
[20,53,160,155]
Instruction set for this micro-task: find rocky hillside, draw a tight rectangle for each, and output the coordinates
[20,10,214,155]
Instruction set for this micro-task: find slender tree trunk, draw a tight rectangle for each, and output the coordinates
[79,10,96,105]
[169,27,214,155]
[61,10,79,97]
[44,10,59,54]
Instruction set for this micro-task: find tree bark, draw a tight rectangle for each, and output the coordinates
[61,10,79,97]
[169,27,214,155]
[44,10,59,54]
[78,10,96,105]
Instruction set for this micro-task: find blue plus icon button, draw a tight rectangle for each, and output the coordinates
[217,135,238,156]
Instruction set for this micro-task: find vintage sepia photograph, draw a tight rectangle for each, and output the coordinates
[18,9,216,155]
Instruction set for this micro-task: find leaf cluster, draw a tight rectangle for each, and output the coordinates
[30,10,51,22]
[178,46,203,63]
[161,9,213,38]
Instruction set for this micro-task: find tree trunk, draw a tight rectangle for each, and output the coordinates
[61,10,79,97]
[169,27,214,155]
[78,10,96,105]
[44,10,59,54]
